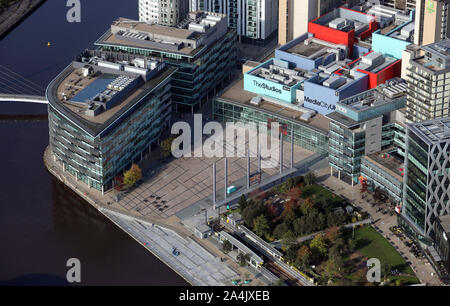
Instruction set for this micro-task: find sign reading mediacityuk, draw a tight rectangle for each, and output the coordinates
[304,96,336,114]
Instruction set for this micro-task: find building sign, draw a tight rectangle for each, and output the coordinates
[253,80,282,94]
[304,96,336,112]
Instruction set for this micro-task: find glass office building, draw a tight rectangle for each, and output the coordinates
[94,14,237,113]
[401,117,450,239]
[212,77,329,155]
[47,52,176,193]
[326,78,407,184]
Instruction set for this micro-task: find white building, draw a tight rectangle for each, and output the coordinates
[139,0,189,26]
[139,0,160,23]
[190,0,279,43]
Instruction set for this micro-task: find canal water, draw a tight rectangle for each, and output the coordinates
[0,0,188,285]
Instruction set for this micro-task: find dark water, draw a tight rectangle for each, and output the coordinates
[0,0,188,285]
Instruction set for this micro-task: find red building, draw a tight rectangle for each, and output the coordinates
[308,7,378,58]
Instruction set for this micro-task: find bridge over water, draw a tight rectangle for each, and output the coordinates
[0,63,47,105]
[0,94,47,104]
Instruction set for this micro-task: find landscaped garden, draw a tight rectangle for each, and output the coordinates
[228,173,418,285]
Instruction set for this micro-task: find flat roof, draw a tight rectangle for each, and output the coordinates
[47,64,177,137]
[218,78,330,133]
[364,148,404,182]
[287,41,327,58]
[97,29,202,56]
[409,117,450,144]
[219,231,263,264]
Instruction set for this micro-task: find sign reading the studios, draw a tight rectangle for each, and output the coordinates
[253,80,283,94]
[304,96,336,111]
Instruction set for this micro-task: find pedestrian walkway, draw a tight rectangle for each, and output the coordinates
[102,209,238,286]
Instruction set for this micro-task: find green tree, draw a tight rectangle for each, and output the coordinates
[241,200,265,227]
[238,195,248,211]
[310,234,328,257]
[160,136,175,159]
[123,164,142,186]
[281,230,297,250]
[222,240,232,254]
[253,215,270,238]
[237,253,250,267]
[273,223,289,240]
[293,217,307,236]
[304,172,316,186]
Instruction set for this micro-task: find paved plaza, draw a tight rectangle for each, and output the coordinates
[111,130,314,220]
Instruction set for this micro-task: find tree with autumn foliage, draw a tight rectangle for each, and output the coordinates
[300,197,314,215]
[123,164,142,187]
[296,245,312,269]
[288,186,302,201]
[324,226,340,243]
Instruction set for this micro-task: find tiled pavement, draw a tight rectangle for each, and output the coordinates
[113,133,314,220]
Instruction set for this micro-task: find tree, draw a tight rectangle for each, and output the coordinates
[281,230,297,250]
[241,200,265,227]
[296,245,312,270]
[253,215,270,238]
[304,172,316,186]
[325,226,340,243]
[273,223,290,240]
[297,245,312,262]
[310,234,328,257]
[237,253,250,267]
[285,177,296,190]
[288,186,302,201]
[293,217,307,236]
[300,197,314,215]
[222,239,232,254]
[123,164,142,186]
[160,136,175,159]
[238,195,247,211]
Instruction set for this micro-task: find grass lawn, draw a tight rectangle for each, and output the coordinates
[352,226,420,284]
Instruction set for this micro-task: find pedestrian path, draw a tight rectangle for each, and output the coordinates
[102,209,238,286]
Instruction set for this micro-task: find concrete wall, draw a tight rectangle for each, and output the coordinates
[372,29,412,59]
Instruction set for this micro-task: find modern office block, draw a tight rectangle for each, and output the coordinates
[327,78,407,184]
[405,39,450,122]
[95,13,237,113]
[139,0,190,26]
[213,78,329,155]
[401,117,450,239]
[360,148,405,204]
[47,51,176,193]
[414,0,450,46]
